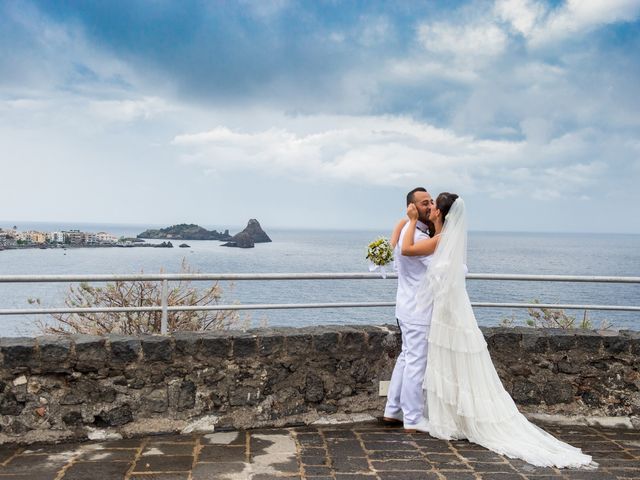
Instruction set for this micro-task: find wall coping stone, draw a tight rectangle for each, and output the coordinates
[1,326,638,372]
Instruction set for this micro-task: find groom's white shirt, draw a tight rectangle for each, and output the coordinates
[395,220,433,325]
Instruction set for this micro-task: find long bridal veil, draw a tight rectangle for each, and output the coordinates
[417,198,594,468]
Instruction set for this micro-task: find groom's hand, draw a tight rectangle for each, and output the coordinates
[407,204,419,221]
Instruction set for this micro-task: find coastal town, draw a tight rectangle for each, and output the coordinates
[0,226,155,250]
[0,219,272,250]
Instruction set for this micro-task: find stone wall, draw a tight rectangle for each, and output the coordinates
[0,326,638,444]
[485,327,640,421]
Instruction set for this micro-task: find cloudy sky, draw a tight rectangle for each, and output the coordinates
[1,0,639,233]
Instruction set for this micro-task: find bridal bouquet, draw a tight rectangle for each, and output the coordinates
[366,237,394,278]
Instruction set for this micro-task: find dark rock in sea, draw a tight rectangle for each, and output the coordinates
[179,243,190,248]
[240,219,272,243]
[221,232,254,249]
[137,224,232,241]
[154,241,174,248]
[221,219,271,249]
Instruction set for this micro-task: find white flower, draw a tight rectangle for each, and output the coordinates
[366,237,393,266]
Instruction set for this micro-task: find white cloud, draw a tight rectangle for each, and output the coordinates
[88,97,171,122]
[173,116,511,189]
[520,117,554,144]
[530,162,607,199]
[418,21,508,58]
[171,113,616,202]
[484,159,606,200]
[496,0,640,46]
[409,7,513,85]
[3,98,48,110]
[418,0,640,63]
[542,0,640,40]
[387,59,479,84]
[495,0,546,36]
[328,32,346,43]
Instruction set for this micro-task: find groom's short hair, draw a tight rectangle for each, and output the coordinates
[407,187,427,205]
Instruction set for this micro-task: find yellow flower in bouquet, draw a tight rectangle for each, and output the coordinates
[366,237,394,267]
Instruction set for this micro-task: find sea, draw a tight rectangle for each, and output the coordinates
[1,221,639,337]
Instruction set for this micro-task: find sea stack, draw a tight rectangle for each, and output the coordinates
[240,219,272,243]
[221,219,272,248]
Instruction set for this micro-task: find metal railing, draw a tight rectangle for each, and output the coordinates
[1,273,638,334]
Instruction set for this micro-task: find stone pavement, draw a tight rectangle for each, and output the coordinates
[0,422,638,480]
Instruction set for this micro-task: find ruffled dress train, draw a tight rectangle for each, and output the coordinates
[424,285,594,468]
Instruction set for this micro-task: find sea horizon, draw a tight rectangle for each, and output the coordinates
[2,219,639,237]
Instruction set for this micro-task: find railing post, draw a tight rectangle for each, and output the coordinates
[161,279,168,334]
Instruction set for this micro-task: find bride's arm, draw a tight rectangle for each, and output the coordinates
[401,205,439,256]
[390,218,408,248]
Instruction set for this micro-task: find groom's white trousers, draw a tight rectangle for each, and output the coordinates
[384,320,430,426]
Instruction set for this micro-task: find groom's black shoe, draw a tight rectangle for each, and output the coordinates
[379,416,403,426]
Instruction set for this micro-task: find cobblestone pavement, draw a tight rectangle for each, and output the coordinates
[0,422,638,479]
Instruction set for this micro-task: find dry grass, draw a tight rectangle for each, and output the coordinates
[33,259,242,335]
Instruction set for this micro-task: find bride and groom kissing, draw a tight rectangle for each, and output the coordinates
[381,187,594,469]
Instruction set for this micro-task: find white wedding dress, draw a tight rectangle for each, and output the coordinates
[417,198,594,468]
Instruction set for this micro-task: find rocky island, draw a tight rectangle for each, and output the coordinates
[221,219,272,249]
[136,220,271,249]
[137,224,232,241]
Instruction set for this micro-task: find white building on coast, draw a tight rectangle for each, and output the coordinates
[46,232,65,243]
[96,232,118,243]
[2,227,119,245]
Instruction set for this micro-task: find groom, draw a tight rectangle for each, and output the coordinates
[383,187,433,433]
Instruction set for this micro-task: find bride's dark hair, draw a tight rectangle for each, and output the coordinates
[436,192,459,224]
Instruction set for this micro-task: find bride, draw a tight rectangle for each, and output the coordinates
[401,192,594,468]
